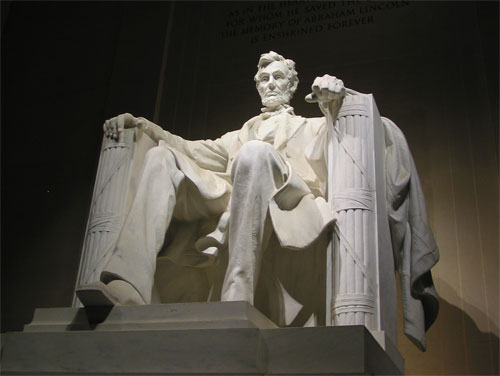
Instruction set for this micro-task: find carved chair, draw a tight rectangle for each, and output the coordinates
[73,93,397,346]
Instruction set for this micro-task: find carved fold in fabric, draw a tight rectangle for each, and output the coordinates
[383,116,439,351]
[195,210,230,257]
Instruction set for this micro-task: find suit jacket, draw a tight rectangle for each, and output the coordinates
[159,109,335,250]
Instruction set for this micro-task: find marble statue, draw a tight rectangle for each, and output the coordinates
[76,51,439,351]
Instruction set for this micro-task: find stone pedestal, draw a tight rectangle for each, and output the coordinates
[1,302,404,375]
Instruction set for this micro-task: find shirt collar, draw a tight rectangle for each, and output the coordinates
[260,105,295,120]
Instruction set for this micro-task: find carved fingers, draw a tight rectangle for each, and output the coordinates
[305,74,346,104]
[103,119,116,140]
[103,113,137,141]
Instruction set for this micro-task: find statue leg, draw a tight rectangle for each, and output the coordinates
[221,140,288,304]
[77,145,185,305]
[99,145,190,304]
[78,144,229,306]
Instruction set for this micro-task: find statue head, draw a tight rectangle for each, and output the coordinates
[254,51,299,111]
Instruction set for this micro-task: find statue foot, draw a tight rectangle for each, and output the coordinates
[76,280,145,307]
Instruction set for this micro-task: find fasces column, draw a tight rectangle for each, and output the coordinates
[73,129,156,306]
[328,94,378,328]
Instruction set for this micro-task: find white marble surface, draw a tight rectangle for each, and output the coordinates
[24,301,277,332]
[74,51,439,352]
[3,303,404,375]
[77,51,345,323]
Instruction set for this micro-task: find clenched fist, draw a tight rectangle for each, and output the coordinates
[305,74,346,104]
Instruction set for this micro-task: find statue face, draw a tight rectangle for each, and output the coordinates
[256,60,292,110]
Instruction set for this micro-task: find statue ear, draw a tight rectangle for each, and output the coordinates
[289,79,298,95]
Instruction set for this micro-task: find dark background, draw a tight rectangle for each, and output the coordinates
[2,1,172,331]
[1,2,498,374]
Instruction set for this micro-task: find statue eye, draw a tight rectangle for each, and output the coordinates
[261,76,269,82]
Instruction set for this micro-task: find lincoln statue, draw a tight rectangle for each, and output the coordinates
[77,51,439,351]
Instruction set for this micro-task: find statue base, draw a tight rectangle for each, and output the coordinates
[1,302,404,375]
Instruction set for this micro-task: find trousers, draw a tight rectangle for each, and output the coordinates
[102,140,289,304]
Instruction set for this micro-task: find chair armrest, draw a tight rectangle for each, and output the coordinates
[72,128,157,306]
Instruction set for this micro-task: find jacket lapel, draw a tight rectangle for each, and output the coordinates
[233,117,257,156]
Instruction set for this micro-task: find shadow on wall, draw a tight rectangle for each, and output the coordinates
[442,297,498,375]
[402,278,499,375]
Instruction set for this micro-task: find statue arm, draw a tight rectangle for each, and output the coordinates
[136,116,170,143]
[103,113,229,172]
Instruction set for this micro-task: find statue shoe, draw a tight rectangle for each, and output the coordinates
[76,280,145,307]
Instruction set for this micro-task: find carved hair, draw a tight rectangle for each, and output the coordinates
[254,51,299,98]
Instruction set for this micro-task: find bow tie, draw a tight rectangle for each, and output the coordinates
[260,106,295,120]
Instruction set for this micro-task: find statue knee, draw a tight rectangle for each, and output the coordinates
[144,146,177,169]
[142,146,183,187]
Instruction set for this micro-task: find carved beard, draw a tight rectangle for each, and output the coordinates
[260,92,291,109]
